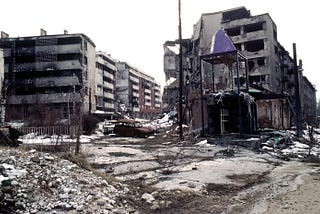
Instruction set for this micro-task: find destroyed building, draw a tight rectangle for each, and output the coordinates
[94,51,117,119]
[164,7,317,135]
[115,61,161,119]
[0,31,97,125]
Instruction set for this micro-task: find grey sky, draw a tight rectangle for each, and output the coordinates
[1,0,319,97]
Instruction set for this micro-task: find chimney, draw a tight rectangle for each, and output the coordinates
[64,30,68,35]
[1,31,9,38]
[40,28,47,36]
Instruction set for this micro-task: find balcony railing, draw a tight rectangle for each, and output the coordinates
[8,92,82,105]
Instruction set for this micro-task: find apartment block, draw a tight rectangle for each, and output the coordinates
[95,51,116,119]
[0,31,96,125]
[116,62,161,119]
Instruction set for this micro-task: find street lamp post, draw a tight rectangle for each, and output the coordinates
[178,0,183,139]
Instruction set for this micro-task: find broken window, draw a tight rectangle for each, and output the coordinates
[225,27,241,36]
[244,40,264,52]
[243,22,264,33]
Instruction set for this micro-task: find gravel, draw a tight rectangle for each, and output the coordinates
[0,147,137,214]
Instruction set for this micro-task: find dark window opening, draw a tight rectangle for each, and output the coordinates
[234,43,242,51]
[57,37,82,45]
[234,77,246,86]
[16,55,35,63]
[222,8,250,22]
[57,53,81,61]
[273,29,277,41]
[15,40,35,47]
[244,22,264,33]
[249,75,268,85]
[257,57,265,66]
[274,45,279,56]
[0,41,12,48]
[84,41,88,51]
[248,61,254,71]
[244,40,264,52]
[225,27,241,36]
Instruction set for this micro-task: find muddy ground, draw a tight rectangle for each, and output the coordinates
[81,129,320,214]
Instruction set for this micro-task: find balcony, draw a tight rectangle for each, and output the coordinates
[14,60,82,72]
[104,92,114,99]
[130,75,139,83]
[33,76,80,87]
[144,88,151,94]
[132,92,139,98]
[144,95,151,100]
[132,84,139,91]
[103,72,114,80]
[155,97,161,102]
[8,92,82,105]
[35,44,82,54]
[104,103,115,109]
[104,82,114,90]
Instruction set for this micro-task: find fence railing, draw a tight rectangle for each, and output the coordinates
[16,125,78,136]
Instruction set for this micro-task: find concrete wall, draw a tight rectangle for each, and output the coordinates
[83,37,97,113]
[256,99,290,130]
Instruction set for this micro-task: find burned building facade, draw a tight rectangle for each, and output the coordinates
[0,31,96,125]
[115,62,161,119]
[166,7,316,135]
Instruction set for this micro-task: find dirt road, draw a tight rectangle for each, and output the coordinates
[83,133,320,214]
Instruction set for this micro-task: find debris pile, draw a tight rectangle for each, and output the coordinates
[0,147,136,214]
[260,130,320,159]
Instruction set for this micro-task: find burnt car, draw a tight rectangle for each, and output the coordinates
[113,119,154,138]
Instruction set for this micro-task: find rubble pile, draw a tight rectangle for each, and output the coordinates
[260,130,320,159]
[0,147,136,214]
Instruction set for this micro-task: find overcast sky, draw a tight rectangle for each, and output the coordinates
[1,0,319,97]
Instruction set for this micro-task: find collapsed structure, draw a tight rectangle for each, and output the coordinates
[163,7,316,135]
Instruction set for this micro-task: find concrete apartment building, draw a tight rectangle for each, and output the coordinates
[0,30,96,125]
[116,61,161,119]
[164,7,316,134]
[95,51,116,119]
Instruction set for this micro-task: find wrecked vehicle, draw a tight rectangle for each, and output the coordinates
[102,120,116,134]
[113,119,154,138]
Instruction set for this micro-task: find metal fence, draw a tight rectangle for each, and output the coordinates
[16,125,78,136]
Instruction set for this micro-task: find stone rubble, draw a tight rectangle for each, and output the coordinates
[0,147,137,214]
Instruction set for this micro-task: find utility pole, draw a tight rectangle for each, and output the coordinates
[178,0,183,139]
[293,43,302,137]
